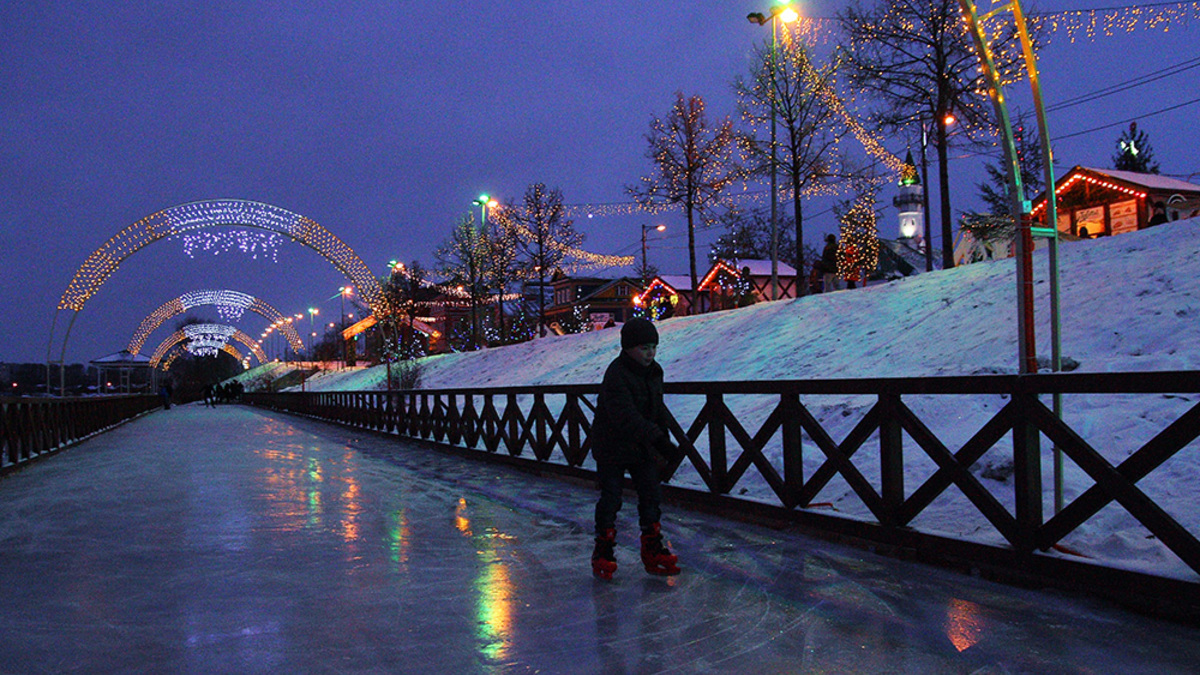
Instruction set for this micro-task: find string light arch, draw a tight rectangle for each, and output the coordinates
[148,324,266,369]
[49,200,383,375]
[127,289,304,355]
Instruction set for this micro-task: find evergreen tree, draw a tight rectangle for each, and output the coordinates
[1112,121,1160,174]
[835,188,880,284]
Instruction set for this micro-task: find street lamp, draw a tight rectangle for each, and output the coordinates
[917,111,954,272]
[307,308,318,361]
[338,286,353,366]
[748,3,798,301]
[640,224,666,284]
[472,194,498,228]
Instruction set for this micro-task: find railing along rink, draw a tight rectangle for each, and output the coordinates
[245,370,1200,619]
[2,395,161,474]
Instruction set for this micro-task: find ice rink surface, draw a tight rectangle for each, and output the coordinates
[2,404,1198,674]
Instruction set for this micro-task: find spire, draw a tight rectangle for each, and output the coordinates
[899,150,920,186]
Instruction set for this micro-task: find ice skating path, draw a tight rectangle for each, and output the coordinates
[2,405,1199,674]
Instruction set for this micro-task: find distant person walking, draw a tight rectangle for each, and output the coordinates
[819,233,840,293]
[158,381,173,410]
[589,318,681,579]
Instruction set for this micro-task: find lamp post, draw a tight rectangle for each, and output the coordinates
[640,224,666,285]
[472,194,497,228]
[748,3,799,301]
[307,308,318,361]
[338,286,353,367]
[467,194,496,350]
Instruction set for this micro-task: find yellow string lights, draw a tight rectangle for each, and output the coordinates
[1031,2,1200,43]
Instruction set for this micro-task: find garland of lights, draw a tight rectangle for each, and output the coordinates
[181,230,281,261]
[58,199,385,318]
[149,324,266,368]
[1031,2,1200,43]
[126,289,304,355]
[1031,170,1149,216]
[546,4,1199,224]
[836,190,881,282]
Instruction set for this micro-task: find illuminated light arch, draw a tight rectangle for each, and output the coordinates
[149,324,266,368]
[127,289,304,355]
[49,200,384,381]
[159,343,245,372]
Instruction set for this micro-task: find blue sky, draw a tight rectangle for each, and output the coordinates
[2,1,1197,364]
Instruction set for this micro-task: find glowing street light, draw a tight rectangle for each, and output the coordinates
[640,224,666,284]
[472,194,498,228]
[747,2,799,301]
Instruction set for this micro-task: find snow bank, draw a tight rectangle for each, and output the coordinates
[297,217,1200,579]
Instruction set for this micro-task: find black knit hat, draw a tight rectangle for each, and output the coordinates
[621,318,659,349]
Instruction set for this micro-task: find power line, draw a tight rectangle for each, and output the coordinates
[1052,96,1200,141]
[1046,56,1200,112]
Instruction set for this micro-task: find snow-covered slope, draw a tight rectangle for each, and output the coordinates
[290,218,1200,579]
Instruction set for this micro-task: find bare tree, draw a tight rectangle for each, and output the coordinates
[736,33,852,290]
[838,0,1023,269]
[498,183,582,337]
[436,216,490,350]
[629,92,742,310]
[380,260,437,360]
[483,214,524,344]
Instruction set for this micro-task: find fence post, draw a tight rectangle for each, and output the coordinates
[707,393,728,494]
[781,393,804,508]
[1012,388,1043,551]
[879,393,904,526]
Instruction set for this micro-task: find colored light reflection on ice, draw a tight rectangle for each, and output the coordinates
[389,510,411,567]
[944,597,985,653]
[454,496,516,663]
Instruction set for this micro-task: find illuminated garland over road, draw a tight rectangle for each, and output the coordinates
[149,324,266,368]
[58,199,385,317]
[127,289,304,355]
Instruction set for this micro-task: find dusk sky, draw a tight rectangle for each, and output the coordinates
[3,1,1197,366]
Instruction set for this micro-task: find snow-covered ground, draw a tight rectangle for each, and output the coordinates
[255,217,1200,580]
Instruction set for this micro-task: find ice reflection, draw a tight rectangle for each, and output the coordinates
[389,509,411,569]
[944,597,984,652]
[454,497,516,664]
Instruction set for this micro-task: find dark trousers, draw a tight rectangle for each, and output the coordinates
[594,459,661,534]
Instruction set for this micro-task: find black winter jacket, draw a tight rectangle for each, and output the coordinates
[591,352,668,465]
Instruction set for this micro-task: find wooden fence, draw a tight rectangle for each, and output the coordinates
[1,395,161,474]
[245,370,1200,618]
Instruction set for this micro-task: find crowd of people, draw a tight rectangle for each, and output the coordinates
[203,380,244,407]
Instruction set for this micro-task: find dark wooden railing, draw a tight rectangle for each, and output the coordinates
[245,371,1200,614]
[1,395,161,474]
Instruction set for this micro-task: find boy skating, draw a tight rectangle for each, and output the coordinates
[589,318,680,579]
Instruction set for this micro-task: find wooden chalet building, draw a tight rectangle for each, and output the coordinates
[1033,166,1200,237]
[637,259,799,317]
[545,272,644,332]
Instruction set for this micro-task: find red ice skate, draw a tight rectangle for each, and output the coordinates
[640,523,680,576]
[592,528,618,580]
